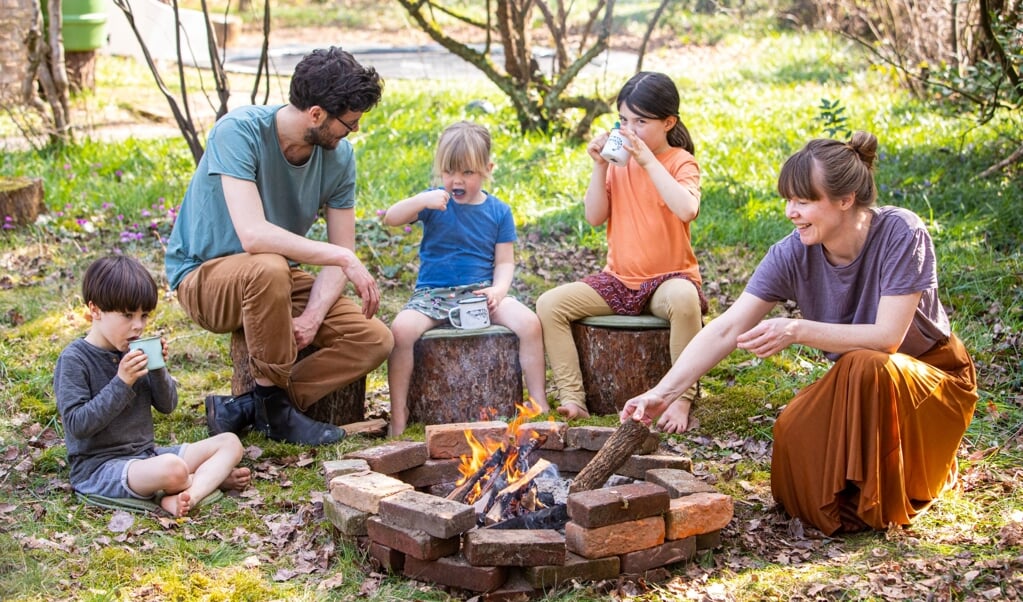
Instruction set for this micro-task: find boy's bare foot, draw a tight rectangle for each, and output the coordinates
[161,491,192,517]
[220,467,251,492]
[555,403,589,420]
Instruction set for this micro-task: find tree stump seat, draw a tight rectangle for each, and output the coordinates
[571,315,672,416]
[408,325,523,426]
[229,330,365,427]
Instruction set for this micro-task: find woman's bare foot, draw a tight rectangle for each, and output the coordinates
[220,467,251,492]
[556,402,590,420]
[160,491,192,517]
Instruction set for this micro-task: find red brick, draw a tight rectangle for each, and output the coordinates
[564,515,665,558]
[664,492,734,540]
[322,458,371,485]
[395,458,462,488]
[329,470,413,513]
[566,481,670,528]
[378,489,476,539]
[463,529,566,567]
[696,529,722,550]
[523,552,620,589]
[565,425,660,454]
[345,440,428,475]
[366,516,460,560]
[619,536,695,574]
[616,454,692,479]
[367,541,405,573]
[534,447,596,474]
[518,421,567,450]
[404,553,508,593]
[322,495,369,537]
[644,468,717,497]
[426,421,510,459]
[481,571,540,601]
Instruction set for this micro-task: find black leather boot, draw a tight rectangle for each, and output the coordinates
[253,389,345,446]
[205,393,256,436]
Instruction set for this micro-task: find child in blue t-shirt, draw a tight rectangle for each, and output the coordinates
[54,255,251,516]
[382,121,548,436]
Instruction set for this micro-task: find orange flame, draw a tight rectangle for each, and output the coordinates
[454,398,547,505]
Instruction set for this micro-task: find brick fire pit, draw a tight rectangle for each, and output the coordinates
[321,421,734,598]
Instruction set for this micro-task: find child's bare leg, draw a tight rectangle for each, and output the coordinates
[220,467,251,492]
[492,299,548,412]
[388,311,441,437]
[166,433,245,514]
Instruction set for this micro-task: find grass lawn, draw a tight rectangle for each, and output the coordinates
[1,5,1022,601]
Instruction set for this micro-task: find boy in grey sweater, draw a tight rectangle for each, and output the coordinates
[54,255,250,516]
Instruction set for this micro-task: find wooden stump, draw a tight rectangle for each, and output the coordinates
[408,325,523,426]
[65,50,97,93]
[229,330,366,426]
[0,177,45,227]
[571,315,672,416]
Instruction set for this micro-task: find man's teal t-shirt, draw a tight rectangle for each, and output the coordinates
[165,104,357,290]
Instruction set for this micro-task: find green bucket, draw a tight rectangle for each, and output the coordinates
[62,0,108,51]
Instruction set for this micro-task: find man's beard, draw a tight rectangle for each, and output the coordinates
[305,122,340,150]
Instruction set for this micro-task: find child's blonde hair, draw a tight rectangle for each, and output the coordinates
[433,121,492,182]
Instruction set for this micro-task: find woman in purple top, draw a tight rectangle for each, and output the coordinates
[621,131,977,535]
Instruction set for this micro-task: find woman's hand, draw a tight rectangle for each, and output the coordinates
[736,317,798,358]
[620,391,671,426]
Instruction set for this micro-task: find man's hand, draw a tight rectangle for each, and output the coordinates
[292,314,320,349]
[342,257,380,318]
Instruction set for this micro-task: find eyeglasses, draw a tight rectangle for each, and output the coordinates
[334,114,360,133]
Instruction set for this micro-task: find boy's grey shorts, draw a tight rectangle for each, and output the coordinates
[73,444,187,499]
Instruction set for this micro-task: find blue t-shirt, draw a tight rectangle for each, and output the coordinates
[414,190,517,289]
[744,205,949,360]
[165,104,357,290]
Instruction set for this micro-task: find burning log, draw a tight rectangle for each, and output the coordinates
[487,503,570,530]
[569,419,652,494]
[446,446,508,502]
[483,459,554,524]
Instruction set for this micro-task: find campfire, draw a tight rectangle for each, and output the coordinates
[446,400,566,527]
[324,409,735,597]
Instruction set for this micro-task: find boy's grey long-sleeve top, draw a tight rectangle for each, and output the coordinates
[54,337,178,486]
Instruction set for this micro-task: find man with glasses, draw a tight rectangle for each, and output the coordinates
[165,47,393,446]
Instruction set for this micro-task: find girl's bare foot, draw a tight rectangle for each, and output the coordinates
[161,491,192,517]
[556,402,590,420]
[656,400,693,434]
[220,467,251,492]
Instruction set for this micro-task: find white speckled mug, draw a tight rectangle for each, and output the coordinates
[448,297,490,330]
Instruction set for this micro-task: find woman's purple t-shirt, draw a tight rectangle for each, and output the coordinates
[745,206,950,361]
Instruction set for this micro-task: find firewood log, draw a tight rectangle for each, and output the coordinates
[569,419,651,493]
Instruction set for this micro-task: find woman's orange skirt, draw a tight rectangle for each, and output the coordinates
[770,335,978,535]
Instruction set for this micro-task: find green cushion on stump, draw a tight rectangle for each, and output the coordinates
[576,315,669,330]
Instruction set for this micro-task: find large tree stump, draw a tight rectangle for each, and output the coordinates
[570,419,652,493]
[229,330,365,426]
[571,315,672,416]
[408,325,523,426]
[0,177,45,227]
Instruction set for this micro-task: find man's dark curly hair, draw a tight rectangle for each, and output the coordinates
[289,47,383,116]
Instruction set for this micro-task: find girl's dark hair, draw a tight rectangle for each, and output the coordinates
[82,255,158,313]
[616,71,695,155]
[777,131,878,207]
[290,46,384,116]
